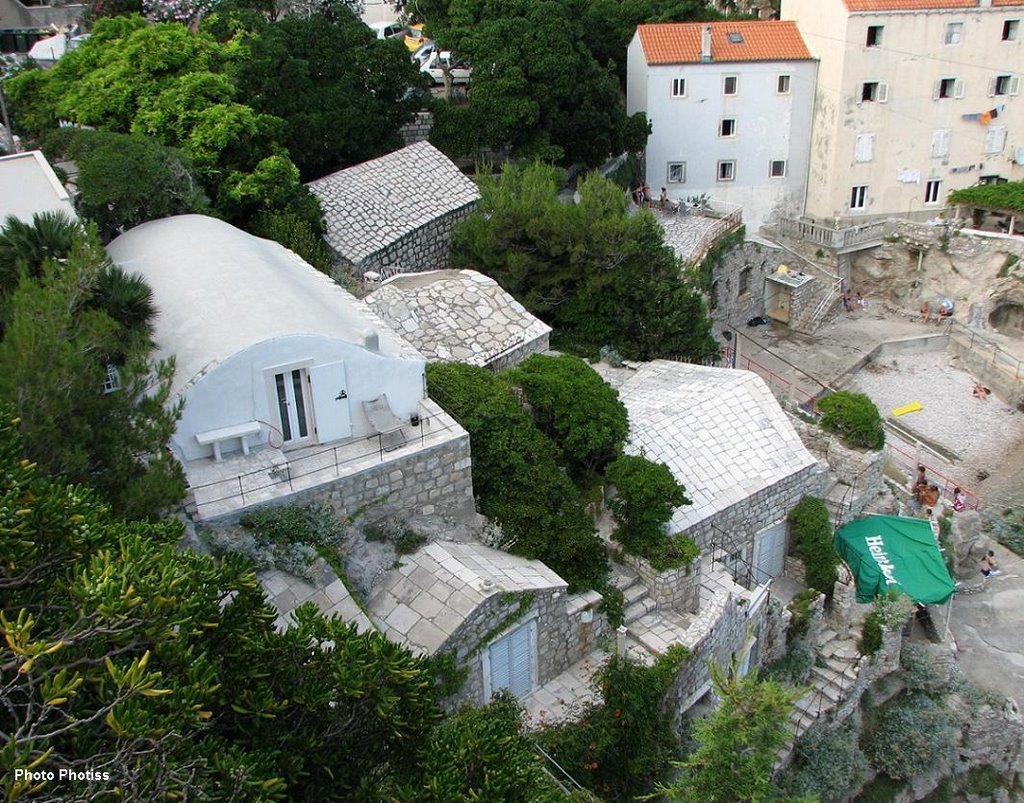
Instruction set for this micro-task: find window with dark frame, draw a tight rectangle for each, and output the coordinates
[720,118,736,137]
[717,160,735,181]
[1003,20,1019,41]
[925,179,941,204]
[866,25,883,47]
[777,74,791,94]
[769,160,786,178]
[672,77,686,97]
[723,75,738,95]
[667,162,686,183]
[850,185,868,210]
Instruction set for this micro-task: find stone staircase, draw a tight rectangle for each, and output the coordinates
[777,628,861,769]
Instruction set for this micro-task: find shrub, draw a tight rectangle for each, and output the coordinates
[863,693,957,781]
[599,584,625,629]
[239,503,345,550]
[778,719,868,802]
[787,497,839,595]
[363,516,427,555]
[763,639,814,686]
[817,391,885,450]
[606,455,696,569]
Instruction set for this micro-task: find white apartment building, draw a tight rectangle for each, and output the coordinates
[782,0,1024,222]
[627,21,818,232]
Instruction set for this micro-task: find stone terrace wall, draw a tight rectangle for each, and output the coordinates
[792,417,884,520]
[206,434,474,525]
[621,552,701,614]
[351,203,477,279]
[486,331,551,372]
[712,240,784,326]
[399,111,434,145]
[685,463,827,556]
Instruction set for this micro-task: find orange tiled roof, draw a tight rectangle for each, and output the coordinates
[844,1,990,10]
[637,21,812,65]
[992,0,1024,7]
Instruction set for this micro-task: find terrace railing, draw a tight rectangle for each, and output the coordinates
[776,217,886,251]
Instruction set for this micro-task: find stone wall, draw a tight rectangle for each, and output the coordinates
[398,111,434,145]
[486,331,551,372]
[443,584,608,709]
[205,434,475,525]
[711,240,784,326]
[684,463,826,557]
[621,552,701,614]
[947,335,1024,408]
[349,203,477,279]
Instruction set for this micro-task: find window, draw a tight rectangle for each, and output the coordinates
[723,75,738,95]
[860,81,888,102]
[101,363,121,394]
[854,132,875,163]
[991,74,1020,96]
[866,25,883,47]
[719,118,736,137]
[934,77,964,99]
[931,128,951,158]
[671,77,686,98]
[769,160,787,178]
[667,162,686,183]
[738,267,751,295]
[777,74,791,94]
[717,160,735,181]
[985,125,1007,155]
[925,180,942,204]
[273,367,311,443]
[1003,20,1019,41]
[945,22,963,45]
[850,185,868,210]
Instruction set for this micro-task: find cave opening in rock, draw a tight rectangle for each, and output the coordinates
[989,303,1024,336]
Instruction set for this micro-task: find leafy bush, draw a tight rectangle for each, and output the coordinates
[363,516,427,555]
[606,455,696,569]
[427,362,608,591]
[239,503,346,550]
[787,497,839,595]
[505,354,628,477]
[859,611,883,656]
[817,391,885,450]
[763,639,814,686]
[598,584,625,629]
[863,693,957,781]
[778,719,868,802]
[536,647,688,800]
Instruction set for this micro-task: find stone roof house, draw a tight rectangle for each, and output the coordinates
[599,359,825,584]
[307,141,480,279]
[363,270,552,370]
[0,150,78,224]
[106,214,472,523]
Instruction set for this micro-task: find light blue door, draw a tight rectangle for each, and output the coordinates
[488,621,534,698]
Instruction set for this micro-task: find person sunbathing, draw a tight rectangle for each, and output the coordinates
[973,383,991,399]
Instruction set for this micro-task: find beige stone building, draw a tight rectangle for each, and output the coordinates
[782,0,1024,222]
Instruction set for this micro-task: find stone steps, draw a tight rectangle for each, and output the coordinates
[623,596,658,625]
[622,581,649,606]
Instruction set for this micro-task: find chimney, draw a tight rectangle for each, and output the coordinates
[701,25,713,63]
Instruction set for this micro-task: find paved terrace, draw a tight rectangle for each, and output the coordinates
[647,201,742,264]
[184,399,463,521]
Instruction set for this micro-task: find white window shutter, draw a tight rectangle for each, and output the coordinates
[1011,75,1021,96]
[985,125,1007,155]
[933,80,941,101]
[878,82,889,103]
[931,129,951,158]
[954,78,965,99]
[855,133,875,162]
[989,77,997,97]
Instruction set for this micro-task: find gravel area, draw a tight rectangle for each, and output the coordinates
[850,351,1024,498]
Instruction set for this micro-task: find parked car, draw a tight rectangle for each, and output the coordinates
[417,48,472,85]
[404,23,428,52]
[368,21,406,40]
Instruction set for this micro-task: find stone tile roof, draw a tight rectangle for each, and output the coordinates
[368,541,566,656]
[599,360,819,534]
[260,567,376,634]
[307,141,480,264]
[843,0,979,9]
[363,270,552,367]
[637,21,812,65]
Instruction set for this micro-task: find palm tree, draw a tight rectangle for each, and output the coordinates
[91,263,158,337]
[0,210,81,295]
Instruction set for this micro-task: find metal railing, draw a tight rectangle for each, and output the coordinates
[946,319,1024,382]
[809,276,845,329]
[186,409,462,510]
[722,345,827,413]
[883,439,980,511]
[708,539,771,591]
[776,217,887,251]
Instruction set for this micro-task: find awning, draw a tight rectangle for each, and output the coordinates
[835,515,956,605]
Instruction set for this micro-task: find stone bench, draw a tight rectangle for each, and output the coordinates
[195,421,261,462]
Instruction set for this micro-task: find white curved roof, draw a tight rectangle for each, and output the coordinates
[106,215,421,396]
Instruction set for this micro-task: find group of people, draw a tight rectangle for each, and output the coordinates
[911,464,968,515]
[842,290,867,312]
[632,184,672,212]
[919,300,954,324]
[972,382,992,400]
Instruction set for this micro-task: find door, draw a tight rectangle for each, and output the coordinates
[273,367,313,446]
[753,520,787,584]
[308,362,352,444]
[488,620,535,698]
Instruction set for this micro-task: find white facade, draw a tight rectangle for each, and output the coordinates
[627,24,818,232]
[782,0,1024,222]
[107,215,427,463]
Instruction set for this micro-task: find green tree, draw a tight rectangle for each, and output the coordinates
[409,691,566,801]
[0,210,79,296]
[426,0,649,166]
[210,7,427,180]
[816,391,885,450]
[660,663,800,803]
[427,361,608,591]
[506,354,628,477]
[51,129,209,241]
[538,647,688,800]
[0,224,184,519]
[787,496,839,596]
[454,163,718,361]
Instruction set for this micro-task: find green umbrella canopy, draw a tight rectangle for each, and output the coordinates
[835,515,956,605]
